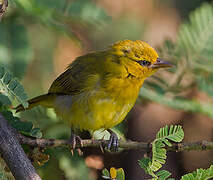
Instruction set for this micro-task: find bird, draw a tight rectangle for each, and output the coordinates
[15,40,172,151]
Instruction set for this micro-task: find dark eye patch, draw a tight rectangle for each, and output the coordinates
[122,49,130,53]
[136,60,151,67]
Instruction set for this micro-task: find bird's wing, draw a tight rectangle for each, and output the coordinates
[48,54,100,95]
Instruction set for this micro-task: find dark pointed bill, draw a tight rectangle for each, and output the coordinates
[150,58,173,68]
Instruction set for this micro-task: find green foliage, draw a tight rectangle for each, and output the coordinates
[156,170,173,180]
[102,167,125,180]
[0,94,11,111]
[181,165,213,180]
[0,65,28,108]
[2,111,42,138]
[116,168,125,180]
[150,125,184,172]
[156,125,184,142]
[59,155,91,180]
[0,20,33,78]
[1,0,213,179]
[139,125,213,180]
[177,3,213,64]
[0,65,42,137]
[177,3,213,97]
[13,0,109,33]
[141,3,213,119]
[102,168,110,179]
[139,125,184,179]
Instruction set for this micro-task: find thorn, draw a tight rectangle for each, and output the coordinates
[100,144,104,154]
[101,134,105,141]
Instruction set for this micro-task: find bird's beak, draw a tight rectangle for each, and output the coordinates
[150,58,173,69]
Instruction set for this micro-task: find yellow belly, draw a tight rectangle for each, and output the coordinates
[53,90,136,131]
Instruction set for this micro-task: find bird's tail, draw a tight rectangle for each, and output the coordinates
[15,93,56,113]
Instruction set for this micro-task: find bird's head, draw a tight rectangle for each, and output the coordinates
[109,40,172,79]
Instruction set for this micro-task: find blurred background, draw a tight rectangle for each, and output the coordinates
[0,0,213,179]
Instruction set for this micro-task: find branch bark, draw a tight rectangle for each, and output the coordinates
[18,134,213,152]
[0,0,8,21]
[0,113,41,180]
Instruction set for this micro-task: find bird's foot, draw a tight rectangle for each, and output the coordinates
[69,132,83,155]
[69,133,83,149]
[107,129,119,151]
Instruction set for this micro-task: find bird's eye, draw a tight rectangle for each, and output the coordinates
[137,60,151,67]
[122,49,130,53]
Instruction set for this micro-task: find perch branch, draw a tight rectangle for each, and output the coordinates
[0,113,41,180]
[18,134,213,152]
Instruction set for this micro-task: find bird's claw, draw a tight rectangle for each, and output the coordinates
[69,133,83,149]
[69,133,83,156]
[107,130,119,151]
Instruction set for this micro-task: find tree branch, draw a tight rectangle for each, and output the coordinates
[0,113,41,180]
[0,0,8,21]
[18,134,213,152]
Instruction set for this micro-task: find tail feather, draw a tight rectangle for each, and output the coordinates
[15,93,55,113]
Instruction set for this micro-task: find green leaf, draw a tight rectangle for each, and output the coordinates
[102,168,125,180]
[156,170,172,180]
[138,157,152,174]
[0,94,11,110]
[102,168,110,178]
[177,2,213,104]
[2,111,42,138]
[0,65,28,109]
[138,3,213,119]
[116,168,125,180]
[29,128,42,138]
[2,111,32,131]
[156,125,184,143]
[139,125,184,179]
[181,165,213,180]
[149,125,184,172]
[177,3,213,61]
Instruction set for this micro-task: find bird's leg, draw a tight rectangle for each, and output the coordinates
[107,129,119,151]
[69,129,83,150]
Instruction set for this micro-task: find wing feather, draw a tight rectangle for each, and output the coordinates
[48,53,101,95]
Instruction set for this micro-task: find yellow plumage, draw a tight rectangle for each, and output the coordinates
[16,40,171,140]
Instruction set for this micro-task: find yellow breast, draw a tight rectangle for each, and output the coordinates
[53,77,143,131]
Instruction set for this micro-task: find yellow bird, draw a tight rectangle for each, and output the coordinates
[16,40,172,150]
